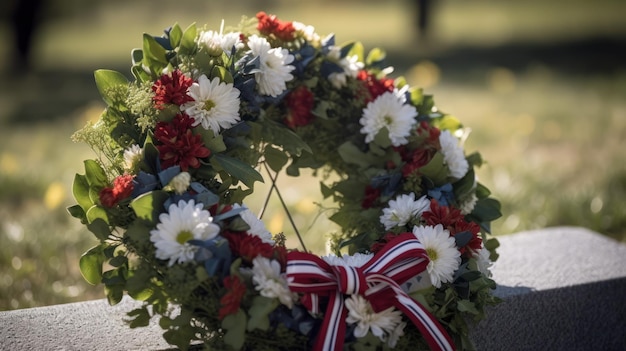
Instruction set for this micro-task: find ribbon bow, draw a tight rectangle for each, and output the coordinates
[286,233,455,351]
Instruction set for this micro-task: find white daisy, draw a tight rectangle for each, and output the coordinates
[198,30,243,56]
[360,91,417,147]
[232,204,273,244]
[326,46,363,88]
[247,35,295,97]
[459,192,478,215]
[293,21,320,43]
[168,172,191,195]
[321,252,373,268]
[123,144,143,173]
[181,75,241,133]
[149,200,220,266]
[439,130,469,179]
[473,245,493,278]
[412,224,461,288]
[251,256,295,308]
[380,192,430,230]
[386,321,407,348]
[345,294,404,342]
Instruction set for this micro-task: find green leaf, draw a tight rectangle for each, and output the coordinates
[196,129,227,153]
[342,41,364,62]
[142,33,169,68]
[320,181,333,199]
[169,23,183,48]
[373,127,392,148]
[211,153,263,188]
[247,296,279,332]
[87,218,111,241]
[211,65,234,84]
[108,255,128,268]
[79,245,105,285]
[130,190,170,223]
[466,152,484,168]
[457,300,480,315]
[222,309,246,350]
[264,146,289,173]
[419,152,449,185]
[409,87,423,106]
[84,159,109,188]
[86,205,109,224]
[94,69,129,107]
[365,47,386,66]
[433,114,463,131]
[179,23,198,56]
[472,198,502,222]
[72,173,93,212]
[337,142,380,169]
[105,284,124,305]
[66,204,87,222]
[453,169,476,199]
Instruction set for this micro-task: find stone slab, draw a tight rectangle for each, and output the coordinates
[1,227,625,350]
[470,227,626,351]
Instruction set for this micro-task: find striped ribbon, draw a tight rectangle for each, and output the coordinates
[286,233,455,351]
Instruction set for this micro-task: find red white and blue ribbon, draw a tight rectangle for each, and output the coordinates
[286,233,455,351]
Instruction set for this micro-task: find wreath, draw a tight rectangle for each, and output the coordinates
[69,12,502,351]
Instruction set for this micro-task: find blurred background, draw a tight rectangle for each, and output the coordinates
[1,0,625,310]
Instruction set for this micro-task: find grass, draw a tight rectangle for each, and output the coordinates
[1,0,625,310]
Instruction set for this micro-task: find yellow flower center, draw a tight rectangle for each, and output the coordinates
[426,247,438,261]
[204,99,216,111]
[383,115,393,126]
[176,230,194,245]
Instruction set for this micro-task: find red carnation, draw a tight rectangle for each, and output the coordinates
[453,220,482,255]
[284,85,315,128]
[422,199,464,229]
[152,70,194,110]
[218,276,247,320]
[357,70,395,103]
[222,231,275,264]
[396,122,441,177]
[362,185,381,209]
[423,199,482,256]
[154,113,210,171]
[99,174,134,208]
[256,12,296,41]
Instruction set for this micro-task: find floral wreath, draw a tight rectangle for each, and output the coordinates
[70,12,502,351]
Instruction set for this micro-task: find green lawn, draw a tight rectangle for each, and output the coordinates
[1,0,625,310]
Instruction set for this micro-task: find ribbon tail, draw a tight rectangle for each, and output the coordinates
[395,294,455,351]
[313,290,347,351]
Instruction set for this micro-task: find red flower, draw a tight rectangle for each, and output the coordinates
[422,199,464,229]
[219,276,247,320]
[362,185,381,209]
[222,231,276,264]
[284,85,315,128]
[423,199,482,256]
[99,174,134,208]
[154,114,210,171]
[453,220,482,255]
[396,122,441,177]
[152,70,194,110]
[357,70,395,103]
[256,12,296,42]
